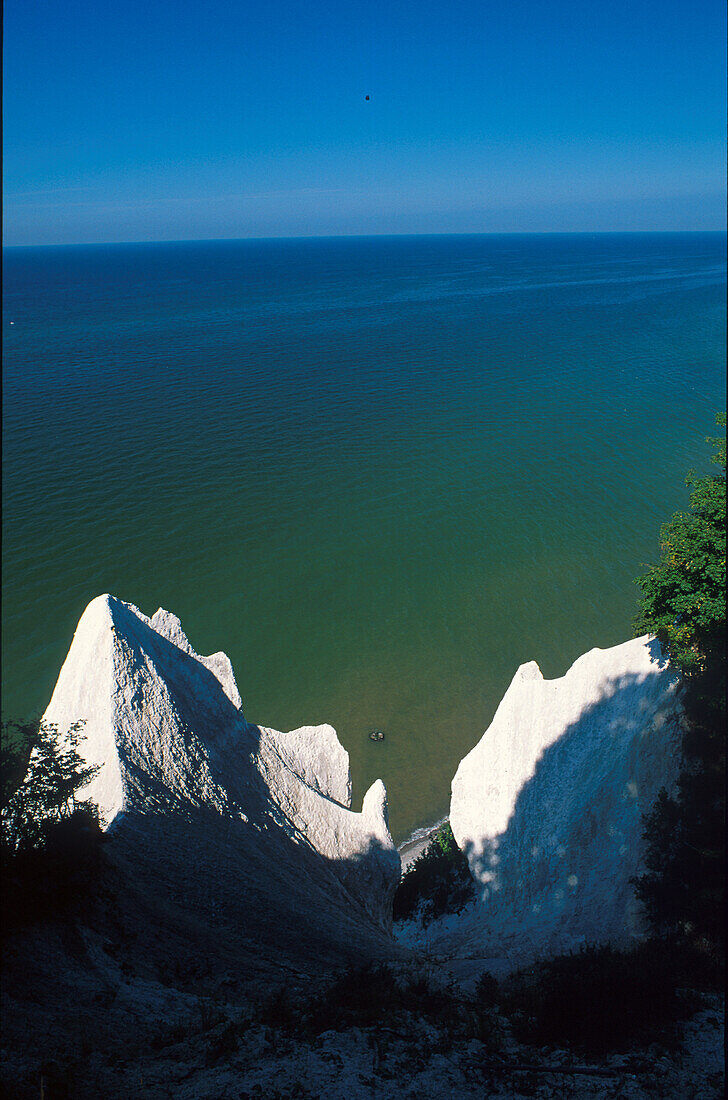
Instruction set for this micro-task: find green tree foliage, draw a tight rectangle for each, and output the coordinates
[1,720,103,929]
[393,822,475,924]
[0,718,33,809]
[635,413,726,698]
[1,719,100,852]
[633,414,725,950]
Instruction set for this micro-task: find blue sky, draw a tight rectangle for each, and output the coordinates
[3,0,726,244]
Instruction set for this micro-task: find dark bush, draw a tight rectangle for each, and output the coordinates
[307,963,400,1031]
[258,964,407,1036]
[393,822,475,924]
[473,969,500,1006]
[258,962,502,1048]
[1,807,105,930]
[502,941,696,1055]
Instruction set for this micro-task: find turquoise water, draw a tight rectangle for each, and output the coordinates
[2,233,725,841]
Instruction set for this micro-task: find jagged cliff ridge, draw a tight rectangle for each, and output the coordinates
[40,594,401,977]
[3,600,709,1099]
[448,636,682,964]
[37,599,683,974]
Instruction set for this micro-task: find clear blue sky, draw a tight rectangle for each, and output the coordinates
[3,0,726,244]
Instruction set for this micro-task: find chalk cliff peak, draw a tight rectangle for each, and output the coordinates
[448,634,682,962]
[42,595,400,958]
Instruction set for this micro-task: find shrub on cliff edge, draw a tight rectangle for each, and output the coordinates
[633,414,726,951]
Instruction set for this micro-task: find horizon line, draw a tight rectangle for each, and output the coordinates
[4,227,727,250]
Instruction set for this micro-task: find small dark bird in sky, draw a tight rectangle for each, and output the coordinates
[365,95,370,100]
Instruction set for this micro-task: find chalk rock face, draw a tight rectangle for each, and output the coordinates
[449,636,682,960]
[42,596,400,965]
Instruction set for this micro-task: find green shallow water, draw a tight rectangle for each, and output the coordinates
[2,233,725,841]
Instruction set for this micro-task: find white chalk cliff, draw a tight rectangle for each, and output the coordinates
[41,594,401,979]
[39,596,683,977]
[448,635,682,962]
[2,604,716,1100]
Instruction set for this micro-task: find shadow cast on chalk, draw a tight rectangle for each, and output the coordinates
[459,662,682,959]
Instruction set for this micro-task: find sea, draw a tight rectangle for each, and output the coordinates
[2,232,725,842]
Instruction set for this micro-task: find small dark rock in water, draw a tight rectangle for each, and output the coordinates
[368,729,385,742]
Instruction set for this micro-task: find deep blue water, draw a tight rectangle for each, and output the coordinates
[2,232,726,839]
